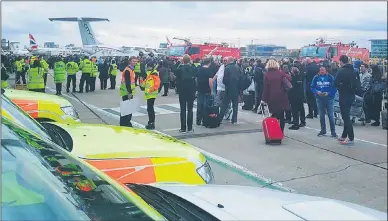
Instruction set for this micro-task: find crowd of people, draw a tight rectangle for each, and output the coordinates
[1,52,387,145]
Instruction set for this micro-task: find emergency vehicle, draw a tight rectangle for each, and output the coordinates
[167,37,240,61]
[299,38,370,63]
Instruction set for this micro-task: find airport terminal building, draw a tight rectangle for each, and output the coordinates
[247,44,287,57]
[370,39,387,58]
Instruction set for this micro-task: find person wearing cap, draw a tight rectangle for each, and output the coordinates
[65,58,79,93]
[53,56,66,95]
[141,61,161,130]
[108,59,118,89]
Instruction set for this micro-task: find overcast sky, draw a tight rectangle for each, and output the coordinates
[2,1,387,49]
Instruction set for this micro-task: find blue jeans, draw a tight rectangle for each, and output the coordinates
[219,91,239,123]
[316,98,336,135]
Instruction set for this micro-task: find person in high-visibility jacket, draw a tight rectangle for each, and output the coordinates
[108,59,118,89]
[53,57,66,95]
[39,56,49,86]
[119,56,137,127]
[90,57,98,92]
[1,55,9,91]
[27,60,45,93]
[66,58,79,93]
[14,57,26,84]
[78,56,92,93]
[141,61,161,130]
[134,59,142,86]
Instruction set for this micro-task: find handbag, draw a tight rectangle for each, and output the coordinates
[282,76,293,92]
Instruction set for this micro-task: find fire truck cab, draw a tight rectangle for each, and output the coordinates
[167,38,240,61]
[299,41,370,64]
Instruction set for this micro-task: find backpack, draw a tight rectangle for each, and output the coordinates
[239,73,252,91]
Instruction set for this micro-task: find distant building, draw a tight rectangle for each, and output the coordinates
[369,39,387,58]
[159,43,168,49]
[1,39,9,50]
[44,42,56,48]
[240,47,247,57]
[246,44,287,57]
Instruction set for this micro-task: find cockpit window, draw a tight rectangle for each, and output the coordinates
[1,118,157,221]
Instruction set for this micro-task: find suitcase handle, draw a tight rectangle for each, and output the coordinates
[258,103,269,119]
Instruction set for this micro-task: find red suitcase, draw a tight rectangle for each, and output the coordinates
[259,104,284,144]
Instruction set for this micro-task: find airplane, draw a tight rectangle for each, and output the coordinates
[8,42,30,55]
[27,34,72,56]
[48,17,160,58]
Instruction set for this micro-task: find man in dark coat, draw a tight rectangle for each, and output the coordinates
[218,57,242,124]
[304,57,319,118]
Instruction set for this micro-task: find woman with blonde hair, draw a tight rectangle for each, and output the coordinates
[261,59,292,132]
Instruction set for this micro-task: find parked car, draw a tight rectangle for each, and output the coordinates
[1,94,214,185]
[4,89,80,123]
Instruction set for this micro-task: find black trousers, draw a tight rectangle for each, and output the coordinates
[219,91,239,123]
[44,72,48,86]
[15,71,26,84]
[272,111,286,132]
[159,83,169,95]
[66,75,77,92]
[119,95,133,127]
[253,86,263,110]
[306,90,318,116]
[100,79,108,89]
[55,83,62,94]
[339,95,355,140]
[29,88,45,93]
[90,76,96,91]
[135,72,140,85]
[179,93,195,131]
[147,98,156,124]
[285,110,292,121]
[79,73,90,92]
[290,101,306,125]
[109,74,116,89]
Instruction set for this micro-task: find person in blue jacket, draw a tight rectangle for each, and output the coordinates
[311,65,338,138]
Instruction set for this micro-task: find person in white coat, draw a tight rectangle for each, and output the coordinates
[212,57,232,119]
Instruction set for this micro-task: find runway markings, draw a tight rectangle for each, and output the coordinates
[102,103,197,117]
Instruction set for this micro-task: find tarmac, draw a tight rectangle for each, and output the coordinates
[25,71,388,212]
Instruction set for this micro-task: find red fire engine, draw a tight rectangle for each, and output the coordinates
[167,37,240,61]
[299,38,370,63]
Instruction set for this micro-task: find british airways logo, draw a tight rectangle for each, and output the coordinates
[83,23,95,42]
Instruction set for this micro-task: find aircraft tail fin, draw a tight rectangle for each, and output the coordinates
[49,17,109,46]
[29,34,38,50]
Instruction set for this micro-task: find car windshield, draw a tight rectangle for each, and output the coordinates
[167,46,186,57]
[300,46,327,58]
[1,117,159,221]
[2,94,51,141]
